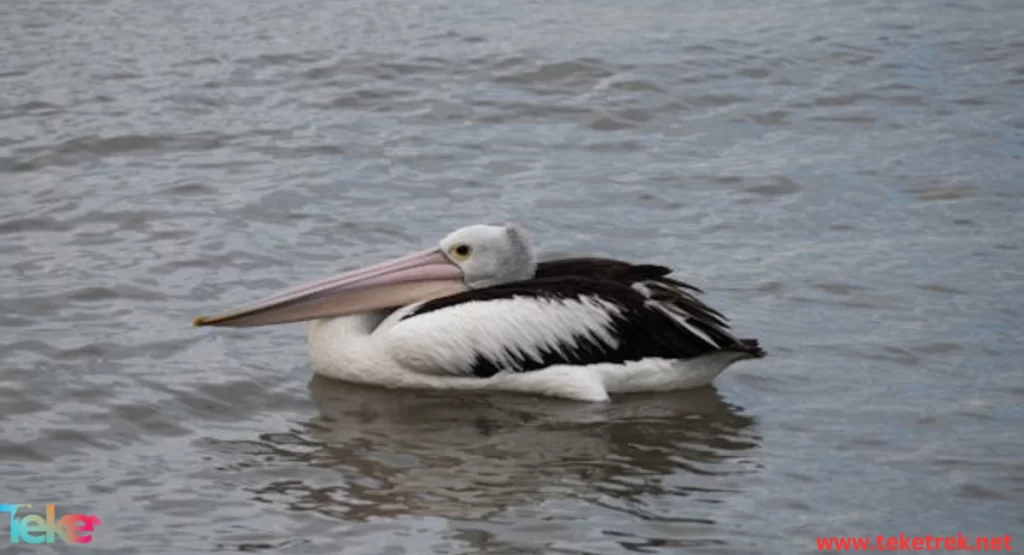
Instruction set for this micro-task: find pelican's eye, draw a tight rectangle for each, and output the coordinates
[448,244,473,261]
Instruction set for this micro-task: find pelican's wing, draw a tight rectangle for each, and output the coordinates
[380,275,762,378]
[536,257,731,332]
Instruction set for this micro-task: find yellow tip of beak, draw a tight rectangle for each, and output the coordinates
[193,315,209,327]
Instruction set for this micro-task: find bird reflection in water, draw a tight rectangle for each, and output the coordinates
[229,376,761,527]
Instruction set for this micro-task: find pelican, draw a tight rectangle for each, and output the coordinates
[194,224,764,401]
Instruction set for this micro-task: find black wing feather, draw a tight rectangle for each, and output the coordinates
[541,258,757,353]
[538,257,727,325]
[405,259,763,377]
[536,258,698,290]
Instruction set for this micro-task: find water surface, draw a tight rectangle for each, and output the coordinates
[2,0,1023,553]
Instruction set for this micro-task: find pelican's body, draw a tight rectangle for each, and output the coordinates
[195,224,764,401]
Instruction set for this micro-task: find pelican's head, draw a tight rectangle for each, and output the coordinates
[193,223,536,327]
[438,223,535,289]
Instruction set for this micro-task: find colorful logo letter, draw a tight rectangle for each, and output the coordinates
[1,504,102,544]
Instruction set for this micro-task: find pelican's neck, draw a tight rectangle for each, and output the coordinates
[307,311,391,374]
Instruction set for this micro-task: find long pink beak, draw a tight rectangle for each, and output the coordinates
[193,249,467,327]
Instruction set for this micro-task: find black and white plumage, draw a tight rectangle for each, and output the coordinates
[402,259,763,378]
[195,224,764,401]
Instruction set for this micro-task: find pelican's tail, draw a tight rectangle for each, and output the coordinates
[735,338,766,359]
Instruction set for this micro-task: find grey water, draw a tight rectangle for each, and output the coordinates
[2,0,1023,553]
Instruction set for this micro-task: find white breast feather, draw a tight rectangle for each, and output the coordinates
[382,296,623,376]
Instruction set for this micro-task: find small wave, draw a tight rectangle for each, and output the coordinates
[164,183,218,196]
[327,88,413,110]
[812,93,874,107]
[237,50,331,68]
[745,177,801,196]
[3,285,167,319]
[682,93,749,108]
[746,110,791,125]
[65,284,166,302]
[5,132,229,170]
[58,134,167,154]
[918,284,966,295]
[493,59,619,90]
[0,216,73,233]
[589,114,636,131]
[907,183,978,202]
[808,113,877,123]
[0,441,46,462]
[736,67,772,79]
[0,70,30,79]
[0,100,62,120]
